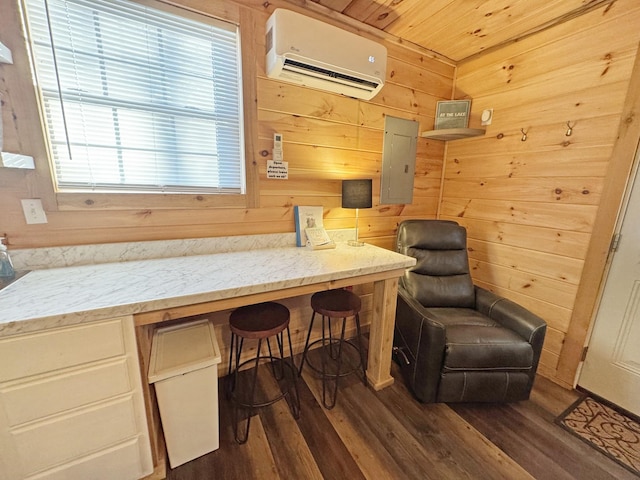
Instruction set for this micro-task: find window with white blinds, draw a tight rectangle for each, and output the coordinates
[23,0,245,194]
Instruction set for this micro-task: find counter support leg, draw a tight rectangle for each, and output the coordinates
[366,277,398,390]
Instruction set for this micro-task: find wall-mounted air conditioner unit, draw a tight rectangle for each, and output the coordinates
[265,9,387,101]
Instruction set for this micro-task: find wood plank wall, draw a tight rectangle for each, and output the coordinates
[0,0,450,251]
[448,0,640,387]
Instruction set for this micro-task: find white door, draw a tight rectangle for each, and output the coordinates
[579,151,640,416]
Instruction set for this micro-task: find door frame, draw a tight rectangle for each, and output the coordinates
[577,141,640,387]
[556,46,640,388]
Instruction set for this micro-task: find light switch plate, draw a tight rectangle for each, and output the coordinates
[21,199,48,224]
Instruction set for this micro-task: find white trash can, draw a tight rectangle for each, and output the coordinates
[148,319,221,469]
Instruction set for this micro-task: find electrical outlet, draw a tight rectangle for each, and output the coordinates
[21,199,48,224]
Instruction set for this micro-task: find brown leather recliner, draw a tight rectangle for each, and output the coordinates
[393,219,547,403]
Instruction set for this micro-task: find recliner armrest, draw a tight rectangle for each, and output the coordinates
[475,286,547,346]
[396,287,447,403]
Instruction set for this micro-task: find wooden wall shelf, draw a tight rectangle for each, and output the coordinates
[420,128,486,141]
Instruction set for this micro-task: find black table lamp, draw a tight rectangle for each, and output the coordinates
[342,179,372,247]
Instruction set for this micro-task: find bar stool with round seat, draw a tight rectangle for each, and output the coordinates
[298,288,367,409]
[227,301,300,444]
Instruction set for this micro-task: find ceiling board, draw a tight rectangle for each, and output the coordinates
[309,0,615,62]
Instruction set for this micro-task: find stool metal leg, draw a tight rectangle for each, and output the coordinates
[327,314,337,359]
[285,326,301,418]
[320,315,329,406]
[233,338,263,444]
[227,334,235,377]
[226,333,244,399]
[266,336,285,380]
[299,310,316,376]
[321,316,347,410]
[226,333,235,399]
[276,330,290,379]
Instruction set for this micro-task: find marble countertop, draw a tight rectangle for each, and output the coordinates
[0,242,415,337]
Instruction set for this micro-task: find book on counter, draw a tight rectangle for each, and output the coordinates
[294,205,324,247]
[305,226,336,250]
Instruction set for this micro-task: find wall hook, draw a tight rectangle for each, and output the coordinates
[520,128,528,142]
[565,121,574,136]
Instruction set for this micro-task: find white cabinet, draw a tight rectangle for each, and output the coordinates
[0,316,153,480]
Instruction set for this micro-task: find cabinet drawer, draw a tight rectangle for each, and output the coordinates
[0,319,126,382]
[1,359,131,427]
[13,396,140,476]
[24,438,151,480]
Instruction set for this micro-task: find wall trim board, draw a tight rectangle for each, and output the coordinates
[239,6,260,209]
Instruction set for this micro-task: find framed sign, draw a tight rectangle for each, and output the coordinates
[435,100,471,129]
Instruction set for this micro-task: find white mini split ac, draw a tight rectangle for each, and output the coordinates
[265,9,387,100]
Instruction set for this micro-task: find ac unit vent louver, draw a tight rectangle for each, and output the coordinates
[283,59,380,92]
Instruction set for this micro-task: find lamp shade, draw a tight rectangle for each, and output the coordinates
[342,179,372,209]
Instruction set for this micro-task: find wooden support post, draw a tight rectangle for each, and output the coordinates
[366,277,399,390]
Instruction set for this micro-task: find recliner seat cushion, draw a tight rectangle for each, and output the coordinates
[443,324,534,371]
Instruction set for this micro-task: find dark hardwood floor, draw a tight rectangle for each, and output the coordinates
[166,352,637,480]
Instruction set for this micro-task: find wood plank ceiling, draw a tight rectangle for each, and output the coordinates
[311,0,614,62]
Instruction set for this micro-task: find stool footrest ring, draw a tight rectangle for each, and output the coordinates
[229,356,298,409]
[301,338,365,379]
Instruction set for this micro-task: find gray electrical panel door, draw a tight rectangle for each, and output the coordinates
[380,116,419,204]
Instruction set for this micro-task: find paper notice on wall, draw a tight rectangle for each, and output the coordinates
[267,160,288,179]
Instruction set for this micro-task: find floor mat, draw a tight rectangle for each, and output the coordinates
[556,394,640,476]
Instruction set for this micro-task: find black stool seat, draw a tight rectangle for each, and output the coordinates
[311,289,361,318]
[299,289,367,409]
[227,302,300,444]
[230,302,290,339]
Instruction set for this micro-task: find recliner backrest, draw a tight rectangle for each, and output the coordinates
[397,220,475,308]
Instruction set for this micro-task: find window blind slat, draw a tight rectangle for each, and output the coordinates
[25,0,244,194]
